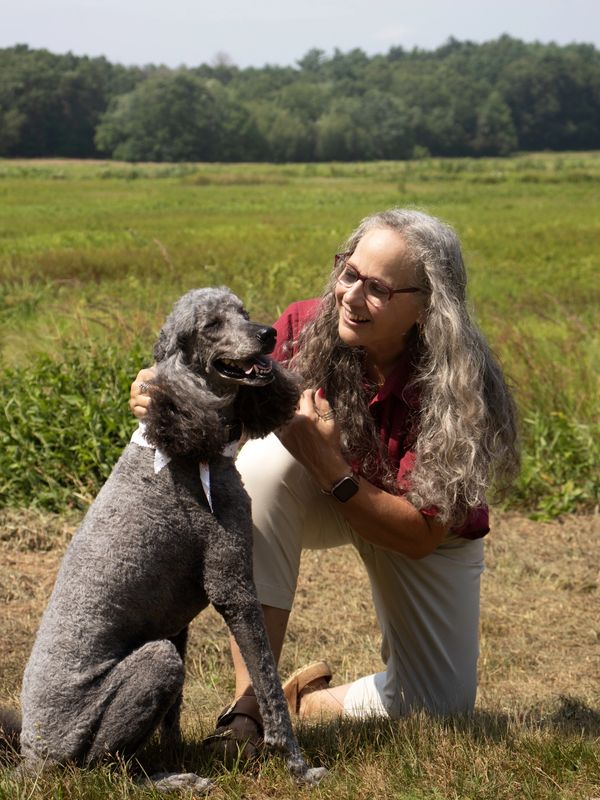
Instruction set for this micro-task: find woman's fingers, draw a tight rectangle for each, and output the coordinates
[297,388,334,421]
[279,387,344,482]
[129,367,156,418]
[129,392,151,418]
[297,388,317,416]
[314,388,336,424]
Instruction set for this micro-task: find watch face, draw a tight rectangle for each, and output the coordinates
[331,476,359,502]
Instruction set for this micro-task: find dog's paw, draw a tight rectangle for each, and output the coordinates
[298,766,328,786]
[143,771,213,793]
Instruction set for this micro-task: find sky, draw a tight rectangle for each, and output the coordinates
[1,0,598,69]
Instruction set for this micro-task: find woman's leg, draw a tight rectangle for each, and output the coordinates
[227,434,484,724]
[300,534,485,720]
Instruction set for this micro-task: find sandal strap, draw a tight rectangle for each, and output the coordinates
[216,694,264,734]
[282,660,333,715]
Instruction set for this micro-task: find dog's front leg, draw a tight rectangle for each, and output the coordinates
[209,584,326,785]
[207,463,326,785]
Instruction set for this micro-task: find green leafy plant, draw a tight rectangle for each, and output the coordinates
[0,341,148,511]
[514,411,598,519]
[1,156,598,517]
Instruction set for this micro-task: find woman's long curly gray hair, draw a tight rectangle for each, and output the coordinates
[290,208,519,526]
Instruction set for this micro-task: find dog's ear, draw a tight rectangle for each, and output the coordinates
[153,302,198,364]
[153,327,172,363]
[234,364,301,439]
[144,354,228,460]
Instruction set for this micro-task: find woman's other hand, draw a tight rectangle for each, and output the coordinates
[277,388,349,490]
[129,367,156,419]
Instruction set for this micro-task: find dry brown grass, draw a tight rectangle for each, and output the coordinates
[1,508,598,798]
[1,507,598,716]
[479,512,599,713]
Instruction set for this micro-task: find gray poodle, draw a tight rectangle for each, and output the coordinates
[19,287,326,790]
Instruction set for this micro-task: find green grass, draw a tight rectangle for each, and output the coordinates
[0,342,147,510]
[2,712,598,799]
[0,153,598,515]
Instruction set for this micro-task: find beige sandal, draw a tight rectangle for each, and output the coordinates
[203,694,263,762]
[282,660,333,715]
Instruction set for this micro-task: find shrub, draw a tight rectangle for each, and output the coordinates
[512,411,598,518]
[0,342,147,511]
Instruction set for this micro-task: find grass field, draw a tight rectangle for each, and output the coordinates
[1,154,599,351]
[1,153,598,516]
[0,155,599,797]
[0,508,598,798]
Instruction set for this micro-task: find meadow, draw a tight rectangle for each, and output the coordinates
[0,152,598,516]
[0,154,598,798]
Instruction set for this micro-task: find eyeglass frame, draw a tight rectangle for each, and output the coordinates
[334,253,423,305]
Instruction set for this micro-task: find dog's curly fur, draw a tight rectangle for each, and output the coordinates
[17,287,325,787]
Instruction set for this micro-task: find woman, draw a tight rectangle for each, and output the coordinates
[130,208,519,748]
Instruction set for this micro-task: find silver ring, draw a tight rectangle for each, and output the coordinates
[139,381,149,393]
[320,410,335,421]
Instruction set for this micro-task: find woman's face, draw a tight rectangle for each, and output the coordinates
[335,227,424,377]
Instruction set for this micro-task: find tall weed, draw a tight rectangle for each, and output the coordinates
[493,310,599,518]
[0,341,147,511]
[1,156,598,516]
[1,329,597,516]
[516,411,598,518]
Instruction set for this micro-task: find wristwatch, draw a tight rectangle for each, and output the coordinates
[322,472,360,502]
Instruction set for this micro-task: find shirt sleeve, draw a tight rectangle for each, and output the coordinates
[396,449,490,539]
[271,299,321,365]
[271,309,294,364]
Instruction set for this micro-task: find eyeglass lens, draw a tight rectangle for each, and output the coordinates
[339,265,391,305]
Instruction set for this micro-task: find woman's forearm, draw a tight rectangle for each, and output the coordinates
[327,477,448,559]
[277,387,448,559]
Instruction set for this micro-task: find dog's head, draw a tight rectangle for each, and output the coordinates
[144,287,300,460]
[154,287,278,390]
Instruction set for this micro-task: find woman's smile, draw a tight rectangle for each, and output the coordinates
[341,306,371,326]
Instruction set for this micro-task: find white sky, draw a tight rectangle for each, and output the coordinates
[1,0,598,68]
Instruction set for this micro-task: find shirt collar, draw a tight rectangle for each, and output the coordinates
[368,346,420,409]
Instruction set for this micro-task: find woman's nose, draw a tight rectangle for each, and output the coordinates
[343,280,366,305]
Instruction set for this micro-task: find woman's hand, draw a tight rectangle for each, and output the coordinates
[129,367,156,419]
[281,388,448,557]
[277,388,350,491]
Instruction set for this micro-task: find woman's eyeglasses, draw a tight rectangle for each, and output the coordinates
[334,253,422,308]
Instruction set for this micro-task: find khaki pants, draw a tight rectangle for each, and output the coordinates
[236,434,484,718]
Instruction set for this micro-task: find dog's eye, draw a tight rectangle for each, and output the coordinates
[204,319,221,331]
[240,309,250,321]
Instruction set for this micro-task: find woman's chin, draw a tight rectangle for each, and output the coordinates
[338,320,367,347]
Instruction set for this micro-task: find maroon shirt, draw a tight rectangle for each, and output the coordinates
[271,298,489,540]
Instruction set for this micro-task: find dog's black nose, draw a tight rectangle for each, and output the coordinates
[256,326,277,352]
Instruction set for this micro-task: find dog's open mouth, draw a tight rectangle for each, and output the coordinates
[212,354,274,384]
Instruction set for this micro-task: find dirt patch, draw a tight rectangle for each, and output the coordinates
[478,511,599,711]
[0,508,598,722]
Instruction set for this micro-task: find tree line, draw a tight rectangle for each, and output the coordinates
[1,36,599,162]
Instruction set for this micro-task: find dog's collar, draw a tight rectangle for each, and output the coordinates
[130,422,240,512]
[131,423,171,474]
[131,421,240,465]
